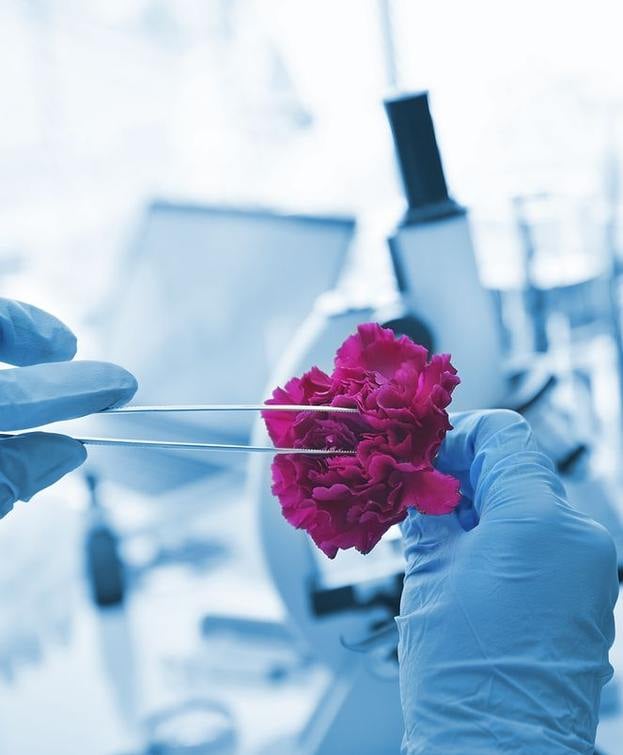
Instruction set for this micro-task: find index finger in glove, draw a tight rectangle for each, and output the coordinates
[0,299,77,366]
[435,409,567,523]
[0,360,138,430]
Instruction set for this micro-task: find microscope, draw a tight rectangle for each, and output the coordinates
[249,92,508,753]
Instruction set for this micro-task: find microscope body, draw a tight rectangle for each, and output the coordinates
[390,206,506,410]
[249,297,405,755]
[250,92,508,753]
[385,91,506,411]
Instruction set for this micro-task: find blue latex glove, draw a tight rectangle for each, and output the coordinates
[398,410,618,754]
[0,299,137,518]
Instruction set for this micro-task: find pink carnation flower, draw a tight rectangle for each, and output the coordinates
[262,323,461,558]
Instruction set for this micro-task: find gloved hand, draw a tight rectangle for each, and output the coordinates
[398,410,618,754]
[0,298,137,518]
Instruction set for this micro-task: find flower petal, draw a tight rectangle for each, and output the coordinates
[265,323,460,557]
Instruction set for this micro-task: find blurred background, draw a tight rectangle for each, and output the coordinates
[2,1,623,753]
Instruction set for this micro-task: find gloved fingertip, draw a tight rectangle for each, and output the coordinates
[53,327,78,361]
[48,433,88,470]
[24,433,88,489]
[1,432,88,503]
[0,299,79,365]
[101,364,138,408]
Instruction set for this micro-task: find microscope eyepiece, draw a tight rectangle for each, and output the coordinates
[384,91,460,221]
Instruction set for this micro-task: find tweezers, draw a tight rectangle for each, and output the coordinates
[22,404,359,456]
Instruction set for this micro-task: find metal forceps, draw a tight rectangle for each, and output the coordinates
[61,404,359,456]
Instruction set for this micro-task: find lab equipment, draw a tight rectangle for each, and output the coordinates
[511,192,623,456]
[84,473,126,607]
[94,201,355,479]
[247,93,512,752]
[249,296,406,755]
[145,699,237,755]
[509,363,590,475]
[512,193,613,350]
[398,410,617,754]
[385,92,507,410]
[0,297,138,519]
[198,616,314,683]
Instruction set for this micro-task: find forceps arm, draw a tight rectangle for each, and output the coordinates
[103,404,359,414]
[68,437,355,455]
[0,434,355,455]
